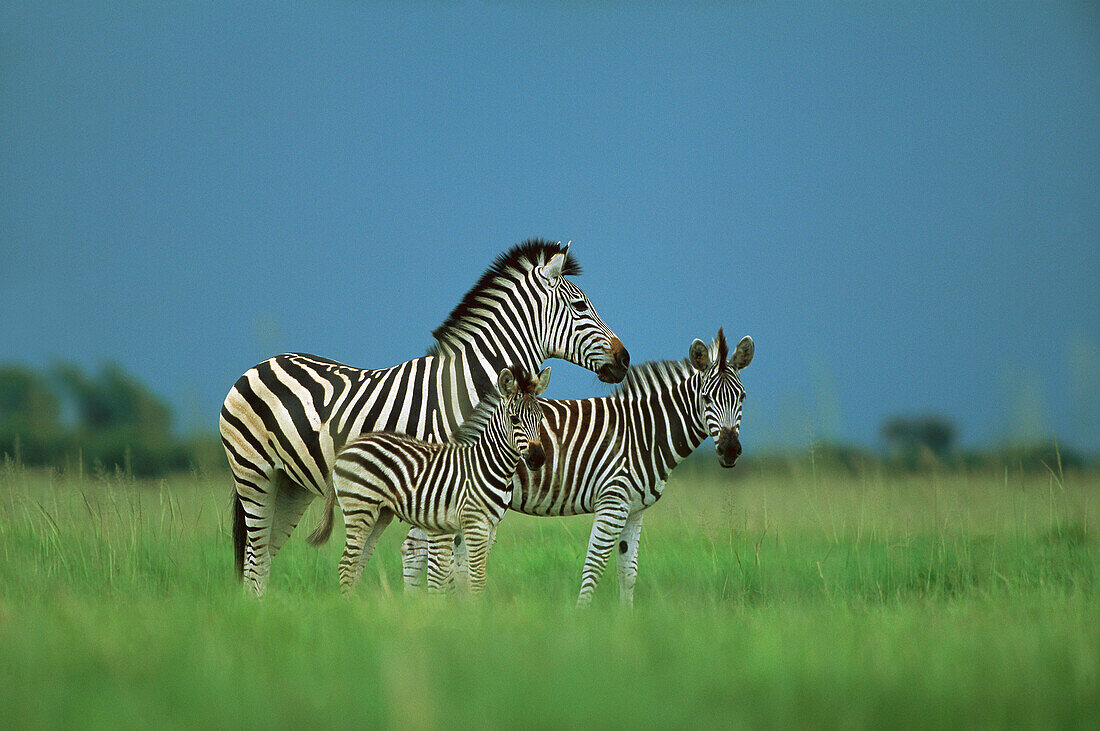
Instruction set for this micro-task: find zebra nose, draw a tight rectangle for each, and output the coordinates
[524,442,545,470]
[597,337,629,384]
[717,429,741,468]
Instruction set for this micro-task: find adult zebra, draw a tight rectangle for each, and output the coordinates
[402,329,752,607]
[323,365,550,596]
[220,240,629,596]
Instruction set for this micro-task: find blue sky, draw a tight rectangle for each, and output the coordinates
[2,2,1098,452]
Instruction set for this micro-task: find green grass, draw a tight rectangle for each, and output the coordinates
[1,462,1097,728]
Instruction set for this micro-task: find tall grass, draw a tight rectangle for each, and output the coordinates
[1,462,1097,727]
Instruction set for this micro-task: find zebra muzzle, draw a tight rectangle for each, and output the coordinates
[716,429,741,468]
[523,442,546,470]
[596,337,630,384]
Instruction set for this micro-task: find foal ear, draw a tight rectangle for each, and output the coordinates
[497,368,518,397]
[540,252,566,282]
[534,366,552,396]
[689,339,711,372]
[731,336,754,370]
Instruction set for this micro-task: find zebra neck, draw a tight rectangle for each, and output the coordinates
[465,422,521,502]
[633,375,710,475]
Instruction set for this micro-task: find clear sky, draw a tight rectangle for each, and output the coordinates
[2,2,1098,453]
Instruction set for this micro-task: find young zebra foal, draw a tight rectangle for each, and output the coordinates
[312,365,550,595]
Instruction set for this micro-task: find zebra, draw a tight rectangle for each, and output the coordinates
[220,240,629,596]
[310,365,550,596]
[401,328,753,607]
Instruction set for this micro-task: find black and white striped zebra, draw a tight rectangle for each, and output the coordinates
[313,365,550,595]
[220,240,628,596]
[402,329,753,607]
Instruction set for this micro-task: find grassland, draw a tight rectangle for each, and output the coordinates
[1,460,1097,728]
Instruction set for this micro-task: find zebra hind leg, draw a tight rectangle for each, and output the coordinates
[269,474,316,559]
[234,472,278,598]
[338,501,389,596]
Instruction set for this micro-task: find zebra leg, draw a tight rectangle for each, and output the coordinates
[337,500,387,595]
[235,471,279,598]
[576,492,631,609]
[461,517,495,596]
[450,523,496,593]
[269,475,316,558]
[425,533,456,594]
[452,532,469,593]
[400,527,431,593]
[616,511,645,609]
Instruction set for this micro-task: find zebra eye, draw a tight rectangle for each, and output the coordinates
[571,299,588,313]
[701,394,712,405]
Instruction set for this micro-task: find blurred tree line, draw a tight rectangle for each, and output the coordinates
[0,363,1089,479]
[705,414,1088,478]
[0,363,223,477]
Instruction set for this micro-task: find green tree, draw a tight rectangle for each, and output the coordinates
[0,365,64,464]
[881,415,957,464]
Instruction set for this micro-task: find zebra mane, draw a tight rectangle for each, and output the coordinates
[427,239,581,356]
[447,389,501,446]
[612,333,725,399]
[612,359,696,399]
[716,328,729,374]
[447,364,540,446]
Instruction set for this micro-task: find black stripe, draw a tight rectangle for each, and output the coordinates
[256,359,329,483]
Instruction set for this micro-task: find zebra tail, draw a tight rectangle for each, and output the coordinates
[306,481,337,547]
[232,489,246,582]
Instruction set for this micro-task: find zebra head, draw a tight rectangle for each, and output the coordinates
[535,245,630,384]
[689,329,754,468]
[497,365,551,470]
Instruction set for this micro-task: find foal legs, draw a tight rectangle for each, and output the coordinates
[338,503,393,595]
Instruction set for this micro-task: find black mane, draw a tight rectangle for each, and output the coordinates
[427,239,580,356]
[612,332,727,399]
[716,328,728,373]
[612,359,694,399]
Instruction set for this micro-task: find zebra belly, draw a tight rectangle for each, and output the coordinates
[509,471,595,517]
[397,478,464,533]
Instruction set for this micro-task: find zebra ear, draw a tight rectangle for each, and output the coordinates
[540,252,566,282]
[731,336,754,370]
[497,368,518,397]
[689,339,711,372]
[534,366,551,396]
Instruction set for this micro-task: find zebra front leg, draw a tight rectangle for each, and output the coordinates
[425,533,456,594]
[337,502,391,596]
[452,533,469,593]
[401,527,431,594]
[450,523,494,593]
[461,517,495,596]
[616,510,645,609]
[576,492,631,609]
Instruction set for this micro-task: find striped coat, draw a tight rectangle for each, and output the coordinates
[320,366,550,595]
[220,240,628,596]
[403,329,753,607]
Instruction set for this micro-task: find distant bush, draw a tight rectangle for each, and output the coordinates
[0,362,225,478]
[881,415,957,465]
